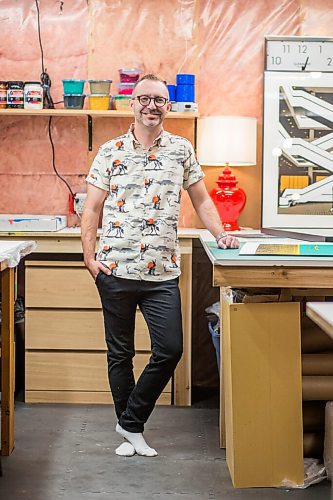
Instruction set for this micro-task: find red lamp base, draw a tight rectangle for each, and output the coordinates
[210,167,246,231]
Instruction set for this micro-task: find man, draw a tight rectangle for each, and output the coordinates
[81,74,239,458]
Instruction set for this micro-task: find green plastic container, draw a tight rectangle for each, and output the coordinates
[62,79,85,94]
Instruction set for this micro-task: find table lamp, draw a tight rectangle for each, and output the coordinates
[197,116,257,230]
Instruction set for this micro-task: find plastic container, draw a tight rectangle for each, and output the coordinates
[118,68,142,83]
[63,93,85,109]
[88,79,112,94]
[118,82,136,95]
[7,81,24,108]
[113,94,131,110]
[176,73,195,85]
[167,84,176,102]
[0,81,8,109]
[62,79,85,94]
[24,82,43,109]
[176,84,195,103]
[175,73,195,102]
[88,94,110,110]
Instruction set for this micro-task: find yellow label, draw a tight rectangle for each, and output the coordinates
[255,244,300,255]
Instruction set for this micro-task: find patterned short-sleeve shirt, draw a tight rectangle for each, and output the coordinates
[86,126,204,281]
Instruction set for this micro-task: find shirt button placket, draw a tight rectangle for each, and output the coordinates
[140,151,149,278]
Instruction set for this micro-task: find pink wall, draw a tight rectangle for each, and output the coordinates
[0,0,332,228]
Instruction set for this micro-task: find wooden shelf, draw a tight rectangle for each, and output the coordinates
[0,109,198,119]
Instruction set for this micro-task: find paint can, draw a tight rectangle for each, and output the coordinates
[7,81,24,108]
[24,82,43,109]
[0,82,8,109]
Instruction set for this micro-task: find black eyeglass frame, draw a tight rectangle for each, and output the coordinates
[134,95,169,107]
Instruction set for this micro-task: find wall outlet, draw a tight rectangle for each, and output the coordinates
[74,193,87,215]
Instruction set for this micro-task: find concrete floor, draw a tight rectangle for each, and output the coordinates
[0,403,331,500]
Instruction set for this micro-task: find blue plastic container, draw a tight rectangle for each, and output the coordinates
[63,93,85,109]
[167,84,176,102]
[176,84,195,102]
[62,79,85,94]
[208,321,220,373]
[176,74,195,85]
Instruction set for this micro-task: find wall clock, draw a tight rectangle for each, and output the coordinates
[265,36,333,72]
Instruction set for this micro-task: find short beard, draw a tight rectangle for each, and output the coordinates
[138,112,163,127]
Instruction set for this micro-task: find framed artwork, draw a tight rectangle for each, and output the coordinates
[262,71,333,229]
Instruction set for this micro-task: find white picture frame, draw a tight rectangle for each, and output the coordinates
[262,71,333,229]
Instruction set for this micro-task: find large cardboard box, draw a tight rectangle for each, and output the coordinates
[221,297,303,488]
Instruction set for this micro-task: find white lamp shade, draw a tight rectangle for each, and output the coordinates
[197,116,257,166]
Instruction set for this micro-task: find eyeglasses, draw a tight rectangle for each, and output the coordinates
[134,95,169,107]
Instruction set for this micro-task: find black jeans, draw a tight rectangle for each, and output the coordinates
[96,273,183,433]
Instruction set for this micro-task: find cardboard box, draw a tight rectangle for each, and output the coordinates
[221,298,304,488]
[0,215,67,232]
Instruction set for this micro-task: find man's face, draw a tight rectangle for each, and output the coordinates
[130,80,171,129]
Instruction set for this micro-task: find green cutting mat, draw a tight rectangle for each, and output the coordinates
[205,241,333,262]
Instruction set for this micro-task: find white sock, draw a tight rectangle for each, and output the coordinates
[116,423,158,457]
[115,441,136,457]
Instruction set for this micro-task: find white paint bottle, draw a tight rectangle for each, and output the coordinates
[24,82,43,109]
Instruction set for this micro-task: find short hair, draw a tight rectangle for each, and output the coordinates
[133,74,168,92]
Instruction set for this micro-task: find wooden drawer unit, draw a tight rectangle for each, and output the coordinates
[26,309,105,350]
[25,351,171,404]
[25,259,168,404]
[26,309,150,351]
[26,261,100,308]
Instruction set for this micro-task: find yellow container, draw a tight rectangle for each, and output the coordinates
[88,94,110,110]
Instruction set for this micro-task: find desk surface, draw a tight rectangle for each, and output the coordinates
[306,303,333,340]
[198,237,333,289]
[0,227,208,239]
[201,239,333,268]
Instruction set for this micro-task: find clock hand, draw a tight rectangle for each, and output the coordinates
[301,56,309,71]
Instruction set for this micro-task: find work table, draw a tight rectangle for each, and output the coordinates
[201,236,333,488]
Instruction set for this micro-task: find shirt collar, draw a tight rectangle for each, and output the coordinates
[128,124,166,149]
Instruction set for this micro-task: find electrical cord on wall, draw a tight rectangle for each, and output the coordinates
[35,0,75,207]
[48,116,75,200]
[35,0,54,108]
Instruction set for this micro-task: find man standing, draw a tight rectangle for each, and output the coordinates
[81,74,239,457]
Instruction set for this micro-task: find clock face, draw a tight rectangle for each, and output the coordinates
[266,38,333,72]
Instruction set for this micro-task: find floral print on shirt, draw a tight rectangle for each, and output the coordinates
[86,127,204,281]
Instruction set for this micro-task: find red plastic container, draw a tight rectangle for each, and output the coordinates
[118,82,136,95]
[118,68,142,83]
